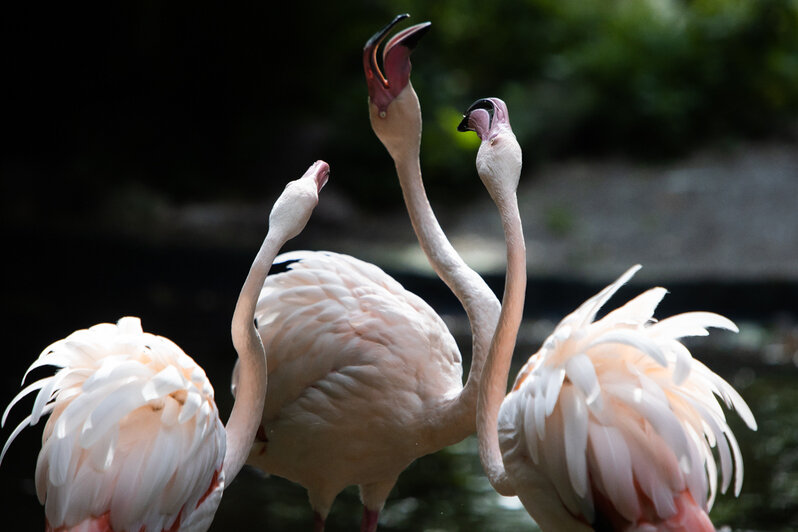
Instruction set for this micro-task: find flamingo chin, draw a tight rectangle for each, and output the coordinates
[497,265,757,531]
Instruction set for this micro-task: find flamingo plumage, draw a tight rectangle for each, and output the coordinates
[460,97,758,531]
[0,161,329,531]
[238,15,500,532]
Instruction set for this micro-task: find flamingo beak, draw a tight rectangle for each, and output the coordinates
[363,14,431,114]
[457,98,511,142]
[307,160,330,192]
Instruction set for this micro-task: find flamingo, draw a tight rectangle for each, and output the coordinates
[0,161,329,531]
[238,14,500,532]
[459,97,758,531]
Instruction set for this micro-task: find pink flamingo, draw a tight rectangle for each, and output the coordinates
[0,161,329,531]
[239,15,500,532]
[459,97,757,531]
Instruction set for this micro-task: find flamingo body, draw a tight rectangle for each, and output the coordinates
[497,266,757,531]
[459,97,757,532]
[246,250,464,514]
[235,17,501,529]
[3,317,226,532]
[1,161,329,531]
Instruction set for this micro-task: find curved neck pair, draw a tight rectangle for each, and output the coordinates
[390,111,501,444]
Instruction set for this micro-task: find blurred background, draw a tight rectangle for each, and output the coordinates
[1,1,796,530]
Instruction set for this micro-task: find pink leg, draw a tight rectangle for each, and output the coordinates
[312,511,325,532]
[360,507,380,532]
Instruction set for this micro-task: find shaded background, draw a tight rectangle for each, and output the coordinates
[1,1,797,530]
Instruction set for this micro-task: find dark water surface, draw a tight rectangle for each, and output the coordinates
[1,231,796,530]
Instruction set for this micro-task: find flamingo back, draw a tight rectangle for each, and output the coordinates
[255,251,463,414]
[2,317,226,532]
[245,250,463,490]
[498,266,756,531]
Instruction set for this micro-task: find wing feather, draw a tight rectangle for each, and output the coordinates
[3,317,225,530]
[588,423,639,521]
[561,386,589,498]
[501,266,755,528]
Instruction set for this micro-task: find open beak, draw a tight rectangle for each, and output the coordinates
[363,14,431,114]
[306,160,330,192]
[457,98,511,141]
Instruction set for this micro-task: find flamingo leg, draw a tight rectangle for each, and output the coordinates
[312,511,325,532]
[360,507,380,532]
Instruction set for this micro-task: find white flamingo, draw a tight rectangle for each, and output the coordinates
[459,97,758,531]
[0,161,329,531]
[238,15,500,532]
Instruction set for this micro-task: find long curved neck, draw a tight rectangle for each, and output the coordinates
[389,92,500,444]
[224,231,281,481]
[477,190,526,496]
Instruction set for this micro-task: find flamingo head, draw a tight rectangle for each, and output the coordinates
[364,14,430,115]
[458,98,522,201]
[364,14,429,157]
[269,160,329,242]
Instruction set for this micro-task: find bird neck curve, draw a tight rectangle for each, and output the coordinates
[387,101,500,443]
[477,191,526,496]
[225,231,279,481]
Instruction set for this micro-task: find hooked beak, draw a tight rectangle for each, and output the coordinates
[363,14,431,114]
[457,97,511,141]
[306,160,330,192]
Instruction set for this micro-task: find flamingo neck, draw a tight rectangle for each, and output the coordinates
[392,122,500,445]
[477,191,526,496]
[225,232,279,481]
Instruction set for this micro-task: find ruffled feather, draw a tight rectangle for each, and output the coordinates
[1,317,226,531]
[501,265,756,528]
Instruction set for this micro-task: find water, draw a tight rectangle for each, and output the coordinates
[1,231,795,530]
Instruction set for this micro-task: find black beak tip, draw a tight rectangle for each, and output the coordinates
[458,98,497,133]
[464,98,496,116]
[366,13,411,49]
[401,21,432,50]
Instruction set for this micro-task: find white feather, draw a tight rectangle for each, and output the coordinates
[589,330,668,367]
[2,376,50,427]
[664,339,693,385]
[593,423,640,521]
[601,287,667,328]
[499,265,756,529]
[48,430,76,488]
[80,380,148,448]
[141,365,187,402]
[565,354,600,405]
[650,312,739,339]
[543,368,566,417]
[31,370,71,425]
[1,414,35,465]
[522,392,540,463]
[179,388,203,424]
[575,264,642,328]
[561,386,589,498]
[2,316,229,531]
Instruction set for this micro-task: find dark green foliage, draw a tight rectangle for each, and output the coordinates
[3,0,796,221]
